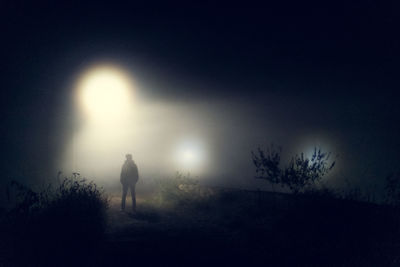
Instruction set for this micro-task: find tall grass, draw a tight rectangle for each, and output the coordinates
[154,172,202,207]
[1,175,109,266]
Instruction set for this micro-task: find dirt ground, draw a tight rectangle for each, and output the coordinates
[97,194,242,266]
[93,192,400,266]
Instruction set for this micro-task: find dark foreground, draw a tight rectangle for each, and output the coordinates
[97,192,400,266]
[2,189,400,266]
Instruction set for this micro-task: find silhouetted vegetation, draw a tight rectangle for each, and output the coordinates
[385,172,400,206]
[252,145,335,193]
[0,175,108,266]
[3,169,400,266]
[154,172,211,208]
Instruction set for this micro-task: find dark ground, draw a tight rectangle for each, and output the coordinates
[1,187,400,266]
[93,191,400,267]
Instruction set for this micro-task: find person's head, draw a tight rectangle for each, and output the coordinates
[125,154,132,161]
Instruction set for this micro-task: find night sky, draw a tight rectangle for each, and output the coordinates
[1,1,400,192]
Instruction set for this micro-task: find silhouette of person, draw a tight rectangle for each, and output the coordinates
[120,154,139,212]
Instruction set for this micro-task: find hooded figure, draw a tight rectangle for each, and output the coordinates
[120,154,139,212]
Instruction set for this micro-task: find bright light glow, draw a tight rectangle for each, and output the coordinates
[76,65,134,122]
[174,139,207,173]
[183,150,196,162]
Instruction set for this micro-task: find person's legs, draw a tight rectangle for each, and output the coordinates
[121,184,128,211]
[130,184,136,212]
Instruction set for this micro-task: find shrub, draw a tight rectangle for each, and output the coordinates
[154,172,202,207]
[252,145,282,192]
[385,172,400,206]
[3,174,109,266]
[252,145,335,193]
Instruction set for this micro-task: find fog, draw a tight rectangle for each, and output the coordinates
[54,63,347,192]
[61,100,217,186]
[2,56,396,197]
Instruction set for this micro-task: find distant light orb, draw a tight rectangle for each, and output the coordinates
[76,65,133,122]
[182,149,196,163]
[175,139,206,172]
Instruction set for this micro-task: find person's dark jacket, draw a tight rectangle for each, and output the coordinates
[120,159,139,185]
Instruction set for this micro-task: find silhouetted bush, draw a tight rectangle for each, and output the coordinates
[385,172,400,206]
[252,145,335,193]
[154,172,201,208]
[2,175,109,266]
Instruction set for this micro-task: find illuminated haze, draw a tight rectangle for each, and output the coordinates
[61,63,218,187]
[4,53,398,195]
[56,61,349,190]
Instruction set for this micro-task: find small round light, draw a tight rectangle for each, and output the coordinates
[174,139,207,172]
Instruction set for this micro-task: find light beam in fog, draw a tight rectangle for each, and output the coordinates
[62,64,214,186]
[67,64,137,181]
